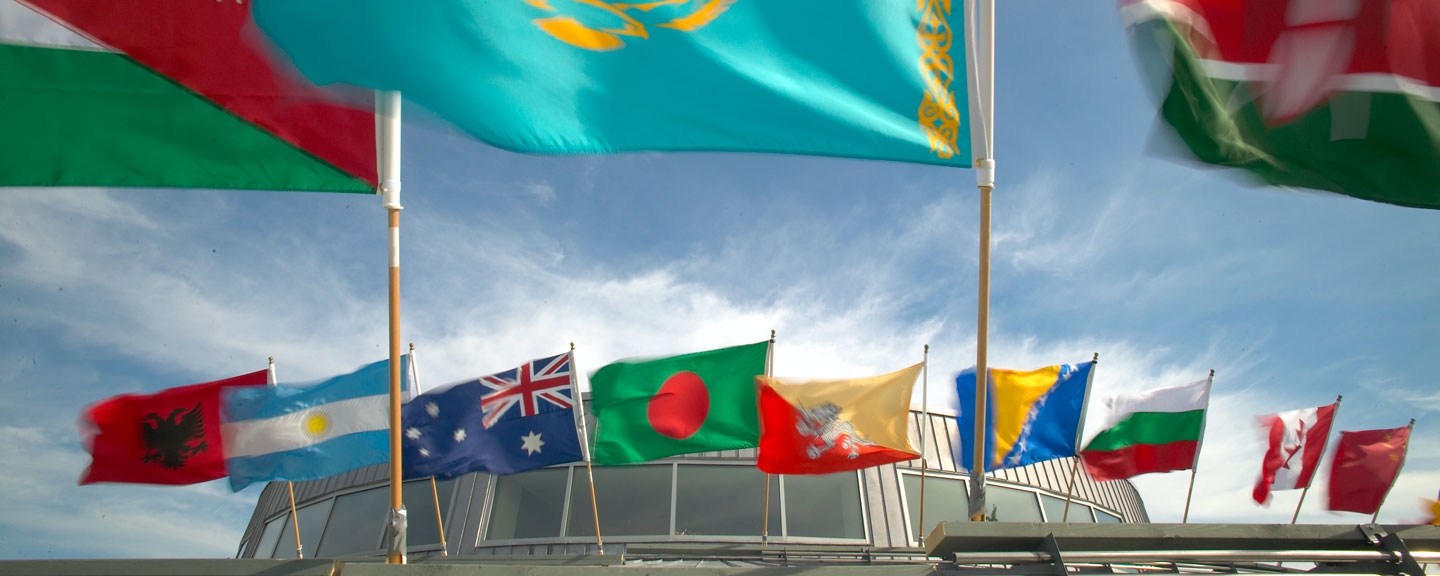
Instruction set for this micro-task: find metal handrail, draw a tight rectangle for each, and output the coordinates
[947,549,1440,564]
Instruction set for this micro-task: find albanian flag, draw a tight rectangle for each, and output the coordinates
[79,369,267,485]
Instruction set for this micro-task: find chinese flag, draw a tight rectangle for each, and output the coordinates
[79,370,267,485]
[1327,425,1412,515]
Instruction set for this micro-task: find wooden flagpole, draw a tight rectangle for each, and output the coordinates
[1064,353,1098,522]
[762,330,775,545]
[918,344,930,545]
[268,358,304,558]
[1181,369,1214,524]
[966,0,997,523]
[567,343,604,554]
[1292,395,1343,524]
[407,344,448,556]
[429,477,447,556]
[1370,418,1416,523]
[377,89,407,565]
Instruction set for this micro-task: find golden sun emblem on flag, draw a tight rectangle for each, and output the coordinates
[524,0,736,51]
[303,412,331,438]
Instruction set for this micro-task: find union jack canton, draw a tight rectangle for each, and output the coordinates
[479,352,574,429]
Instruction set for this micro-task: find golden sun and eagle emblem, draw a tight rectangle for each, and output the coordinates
[523,0,736,51]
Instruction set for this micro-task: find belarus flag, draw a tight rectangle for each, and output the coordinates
[1,0,375,192]
[1252,402,1338,505]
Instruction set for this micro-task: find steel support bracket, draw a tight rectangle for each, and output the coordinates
[1039,533,1067,576]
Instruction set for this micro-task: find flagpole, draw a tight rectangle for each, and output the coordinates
[1181,369,1214,524]
[269,358,303,558]
[1061,459,1079,521]
[1370,418,1416,523]
[967,0,997,523]
[763,329,775,546]
[1292,394,1343,524]
[378,89,407,565]
[918,344,930,546]
[1065,353,1098,522]
[407,345,447,556]
[567,343,604,554]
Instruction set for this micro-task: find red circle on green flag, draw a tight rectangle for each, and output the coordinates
[648,371,709,439]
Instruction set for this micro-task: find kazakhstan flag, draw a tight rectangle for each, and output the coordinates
[253,0,971,167]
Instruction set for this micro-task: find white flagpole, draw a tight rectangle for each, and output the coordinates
[918,344,930,545]
[1292,395,1343,524]
[377,89,407,565]
[966,0,997,522]
[1063,353,1098,522]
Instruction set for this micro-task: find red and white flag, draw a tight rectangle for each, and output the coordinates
[1252,402,1337,504]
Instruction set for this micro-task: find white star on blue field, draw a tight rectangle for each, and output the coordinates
[0,0,1437,560]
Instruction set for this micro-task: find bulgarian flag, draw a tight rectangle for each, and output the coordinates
[0,0,375,192]
[1080,377,1212,481]
[755,364,923,475]
[589,341,769,465]
[1120,0,1440,210]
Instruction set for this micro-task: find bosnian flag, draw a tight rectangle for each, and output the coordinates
[1252,402,1338,505]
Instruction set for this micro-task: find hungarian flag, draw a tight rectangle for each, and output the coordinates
[589,341,768,465]
[1080,377,1211,481]
[1,0,375,192]
[1120,0,1440,209]
[1252,402,1338,505]
[756,364,922,475]
[1327,424,1412,515]
[79,369,268,485]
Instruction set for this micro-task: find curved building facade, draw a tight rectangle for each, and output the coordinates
[237,408,1148,559]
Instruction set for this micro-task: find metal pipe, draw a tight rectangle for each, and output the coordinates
[947,549,1440,564]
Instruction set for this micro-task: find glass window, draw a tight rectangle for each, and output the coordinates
[404,478,457,548]
[316,487,389,557]
[487,468,568,540]
[272,499,334,559]
[674,465,780,537]
[1096,509,1123,523]
[1040,493,1094,522]
[902,474,968,541]
[568,465,671,537]
[783,473,865,539]
[254,515,287,559]
[984,485,1042,522]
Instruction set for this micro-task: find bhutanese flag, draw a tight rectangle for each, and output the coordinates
[955,362,1095,472]
[756,364,922,475]
[1080,377,1212,482]
[1,0,375,192]
[1121,0,1440,209]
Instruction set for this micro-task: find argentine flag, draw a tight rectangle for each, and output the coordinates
[222,358,401,491]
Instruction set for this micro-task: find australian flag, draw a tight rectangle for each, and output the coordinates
[402,353,584,478]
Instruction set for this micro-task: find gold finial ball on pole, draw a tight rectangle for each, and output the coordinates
[570,342,576,351]
[409,342,415,352]
[924,344,929,354]
[769,329,776,343]
[1209,368,1216,378]
[1092,352,1099,363]
[268,356,274,364]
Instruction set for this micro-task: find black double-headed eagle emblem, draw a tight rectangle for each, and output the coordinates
[141,402,209,469]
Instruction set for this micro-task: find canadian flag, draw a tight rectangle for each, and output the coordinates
[1252,402,1338,505]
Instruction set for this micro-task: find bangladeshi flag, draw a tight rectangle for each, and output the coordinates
[589,341,768,465]
[756,364,922,475]
[1,0,375,192]
[79,369,268,485]
[1121,0,1440,209]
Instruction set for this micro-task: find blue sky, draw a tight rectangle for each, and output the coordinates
[2,0,1438,559]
